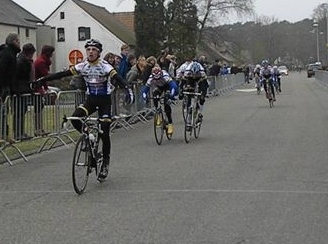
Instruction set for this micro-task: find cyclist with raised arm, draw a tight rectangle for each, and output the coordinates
[178,60,208,121]
[141,65,178,135]
[35,39,134,180]
[260,60,276,101]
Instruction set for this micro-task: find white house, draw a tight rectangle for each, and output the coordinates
[44,0,136,71]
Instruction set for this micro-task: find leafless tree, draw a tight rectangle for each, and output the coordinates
[195,0,254,42]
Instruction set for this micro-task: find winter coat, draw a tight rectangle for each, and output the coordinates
[0,43,21,98]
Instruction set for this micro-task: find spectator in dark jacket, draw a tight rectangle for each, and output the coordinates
[118,44,130,79]
[12,43,36,140]
[0,33,21,143]
[209,59,221,76]
[33,45,55,136]
[230,63,239,75]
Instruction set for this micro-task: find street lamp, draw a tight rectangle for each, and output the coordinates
[313,21,320,62]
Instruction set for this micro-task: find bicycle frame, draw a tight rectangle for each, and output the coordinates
[182,90,202,143]
[67,116,112,194]
[151,92,172,145]
[264,78,274,108]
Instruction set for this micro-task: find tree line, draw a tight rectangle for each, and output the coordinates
[132,0,323,68]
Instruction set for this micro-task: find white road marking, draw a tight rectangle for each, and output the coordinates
[1,188,328,195]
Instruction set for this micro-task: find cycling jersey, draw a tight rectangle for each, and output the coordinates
[146,69,172,87]
[70,59,116,96]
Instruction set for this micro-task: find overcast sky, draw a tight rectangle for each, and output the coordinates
[12,0,325,23]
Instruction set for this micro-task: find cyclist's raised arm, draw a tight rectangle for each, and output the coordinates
[36,69,74,83]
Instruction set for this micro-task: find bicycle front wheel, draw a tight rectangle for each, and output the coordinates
[182,96,188,122]
[154,110,164,145]
[72,135,91,195]
[184,110,193,143]
[194,111,202,139]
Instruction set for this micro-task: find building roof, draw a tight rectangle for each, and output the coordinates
[112,12,135,32]
[0,0,42,28]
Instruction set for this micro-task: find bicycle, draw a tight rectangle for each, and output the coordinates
[264,78,274,108]
[152,91,173,145]
[181,93,188,122]
[255,75,261,95]
[67,115,112,195]
[183,89,202,143]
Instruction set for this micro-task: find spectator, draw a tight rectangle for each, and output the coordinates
[13,43,36,140]
[167,54,177,78]
[33,45,55,137]
[103,52,116,69]
[127,53,136,74]
[114,54,121,70]
[118,43,130,79]
[198,55,208,73]
[126,55,147,115]
[126,55,147,84]
[157,48,170,71]
[0,33,21,144]
[230,63,239,75]
[220,63,229,75]
[142,56,157,84]
[208,59,221,76]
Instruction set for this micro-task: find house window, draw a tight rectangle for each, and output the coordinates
[57,28,65,42]
[78,27,91,41]
[25,28,30,38]
[60,12,65,19]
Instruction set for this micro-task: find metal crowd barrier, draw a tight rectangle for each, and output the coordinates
[0,74,244,165]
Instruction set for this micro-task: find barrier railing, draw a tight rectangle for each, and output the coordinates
[0,73,244,165]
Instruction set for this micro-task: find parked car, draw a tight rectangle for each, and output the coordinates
[307,63,322,78]
[278,65,288,75]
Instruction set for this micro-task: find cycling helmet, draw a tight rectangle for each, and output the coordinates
[261,59,269,67]
[84,39,103,52]
[189,61,202,78]
[190,62,200,74]
[151,66,163,80]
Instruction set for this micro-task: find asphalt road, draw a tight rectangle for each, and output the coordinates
[1,72,328,244]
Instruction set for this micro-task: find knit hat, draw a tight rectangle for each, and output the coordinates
[5,33,19,45]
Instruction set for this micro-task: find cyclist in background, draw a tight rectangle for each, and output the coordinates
[260,60,276,101]
[253,64,262,92]
[272,65,282,92]
[177,60,208,121]
[141,65,178,135]
[35,39,134,180]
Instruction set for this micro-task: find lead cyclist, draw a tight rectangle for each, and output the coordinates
[35,39,134,180]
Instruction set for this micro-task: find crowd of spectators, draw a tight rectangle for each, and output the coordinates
[0,32,246,144]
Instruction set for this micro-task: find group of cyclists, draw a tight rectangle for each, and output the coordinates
[253,59,282,102]
[36,37,284,181]
[36,38,208,180]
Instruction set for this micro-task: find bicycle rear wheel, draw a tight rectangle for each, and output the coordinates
[184,109,193,143]
[72,135,91,195]
[154,110,164,145]
[182,96,188,122]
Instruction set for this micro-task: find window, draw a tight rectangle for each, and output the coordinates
[25,28,30,38]
[60,12,65,19]
[57,28,65,42]
[78,27,90,41]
